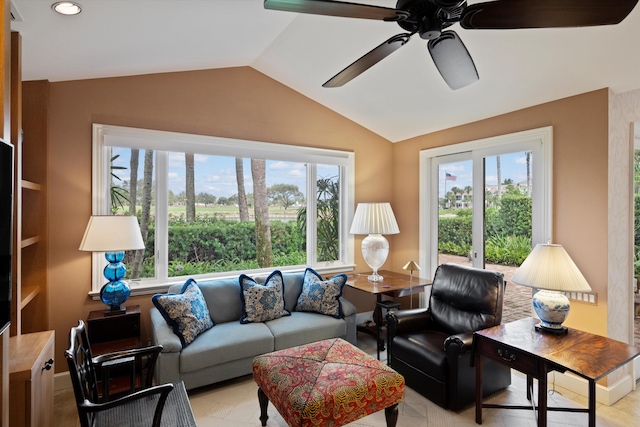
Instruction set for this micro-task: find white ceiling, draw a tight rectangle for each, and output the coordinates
[10,0,640,142]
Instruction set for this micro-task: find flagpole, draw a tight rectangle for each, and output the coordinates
[444,171,448,209]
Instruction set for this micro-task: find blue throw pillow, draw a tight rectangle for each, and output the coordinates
[239,270,290,323]
[296,268,347,318]
[152,278,214,347]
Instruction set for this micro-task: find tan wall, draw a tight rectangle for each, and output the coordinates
[44,67,393,372]
[42,67,613,371]
[390,88,610,336]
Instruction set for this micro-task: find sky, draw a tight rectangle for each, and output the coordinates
[111,147,338,198]
[438,151,532,197]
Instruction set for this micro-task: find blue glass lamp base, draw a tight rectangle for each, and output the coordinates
[101,251,130,316]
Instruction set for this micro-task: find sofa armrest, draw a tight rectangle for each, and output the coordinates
[340,297,356,318]
[150,308,182,353]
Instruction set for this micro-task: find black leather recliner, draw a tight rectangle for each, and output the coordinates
[386,263,512,412]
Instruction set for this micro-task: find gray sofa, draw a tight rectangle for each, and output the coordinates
[150,271,357,390]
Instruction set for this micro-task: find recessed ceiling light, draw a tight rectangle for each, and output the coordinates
[52,1,82,16]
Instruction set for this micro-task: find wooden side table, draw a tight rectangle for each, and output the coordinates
[474,317,640,427]
[87,305,142,400]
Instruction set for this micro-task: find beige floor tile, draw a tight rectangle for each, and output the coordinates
[55,334,640,427]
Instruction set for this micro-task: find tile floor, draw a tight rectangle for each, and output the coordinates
[55,333,640,427]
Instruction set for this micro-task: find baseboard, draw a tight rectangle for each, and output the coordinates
[548,370,635,406]
[55,371,72,392]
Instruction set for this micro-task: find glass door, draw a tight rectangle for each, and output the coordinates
[433,153,475,269]
[421,127,552,314]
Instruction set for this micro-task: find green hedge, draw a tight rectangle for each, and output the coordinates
[141,217,305,268]
[438,194,532,266]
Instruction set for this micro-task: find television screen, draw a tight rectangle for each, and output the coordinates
[0,138,13,333]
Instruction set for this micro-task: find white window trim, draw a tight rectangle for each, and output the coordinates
[89,124,355,298]
[419,126,553,280]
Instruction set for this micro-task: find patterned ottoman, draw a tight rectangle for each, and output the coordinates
[252,338,404,427]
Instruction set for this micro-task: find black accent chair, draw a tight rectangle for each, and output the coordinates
[65,320,197,427]
[386,263,511,412]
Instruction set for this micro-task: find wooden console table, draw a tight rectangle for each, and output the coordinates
[474,317,640,427]
[347,270,431,357]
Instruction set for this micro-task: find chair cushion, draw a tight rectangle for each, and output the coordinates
[94,381,197,427]
[239,270,290,323]
[152,279,214,347]
[295,268,346,318]
[391,330,449,382]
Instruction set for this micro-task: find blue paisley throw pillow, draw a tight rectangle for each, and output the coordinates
[239,270,290,323]
[296,268,347,318]
[152,278,214,347]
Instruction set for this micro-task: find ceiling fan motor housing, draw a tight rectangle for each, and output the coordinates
[396,0,467,39]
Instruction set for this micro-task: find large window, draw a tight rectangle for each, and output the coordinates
[90,124,355,295]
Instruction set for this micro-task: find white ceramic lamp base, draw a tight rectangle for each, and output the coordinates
[532,289,570,334]
[361,233,389,282]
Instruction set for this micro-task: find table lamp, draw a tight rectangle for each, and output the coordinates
[403,260,421,308]
[79,215,145,315]
[511,243,591,335]
[350,203,400,282]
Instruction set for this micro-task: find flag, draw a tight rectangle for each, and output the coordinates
[445,172,457,181]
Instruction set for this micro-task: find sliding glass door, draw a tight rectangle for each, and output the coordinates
[420,128,552,293]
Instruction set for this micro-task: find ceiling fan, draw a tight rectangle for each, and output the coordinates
[264,0,638,89]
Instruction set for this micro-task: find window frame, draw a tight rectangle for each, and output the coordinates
[90,124,355,297]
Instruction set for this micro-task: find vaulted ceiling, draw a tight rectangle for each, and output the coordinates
[11,0,640,142]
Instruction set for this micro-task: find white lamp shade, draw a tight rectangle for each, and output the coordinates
[511,244,591,292]
[79,215,145,252]
[349,203,400,235]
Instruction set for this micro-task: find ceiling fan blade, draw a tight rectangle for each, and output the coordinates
[264,0,408,21]
[460,0,639,30]
[323,33,412,88]
[428,31,478,90]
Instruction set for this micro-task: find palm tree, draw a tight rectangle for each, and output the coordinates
[235,157,249,221]
[110,154,129,213]
[251,159,272,267]
[497,155,502,200]
[185,153,195,222]
[526,151,531,196]
[128,149,139,215]
[297,176,339,261]
[132,149,154,278]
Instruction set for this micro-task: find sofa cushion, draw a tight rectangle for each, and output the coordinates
[180,321,274,374]
[152,278,214,347]
[282,271,304,312]
[191,278,243,324]
[265,312,347,350]
[239,270,291,323]
[295,268,347,318]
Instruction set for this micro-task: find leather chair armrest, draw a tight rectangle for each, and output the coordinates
[387,308,432,338]
[443,331,474,357]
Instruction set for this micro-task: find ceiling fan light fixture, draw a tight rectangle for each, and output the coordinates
[418,15,442,40]
[52,1,82,16]
[428,31,478,90]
